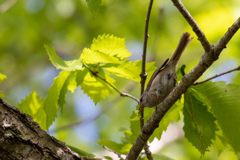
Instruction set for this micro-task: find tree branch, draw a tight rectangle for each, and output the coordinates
[193,66,240,85]
[140,0,155,159]
[126,13,240,160]
[171,0,211,52]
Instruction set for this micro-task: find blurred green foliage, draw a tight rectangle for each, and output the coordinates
[0,0,240,159]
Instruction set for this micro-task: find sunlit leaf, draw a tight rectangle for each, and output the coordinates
[81,67,114,105]
[68,69,88,93]
[212,130,228,155]
[80,48,121,64]
[192,81,240,154]
[91,34,131,59]
[45,45,83,71]
[103,60,140,81]
[44,71,70,128]
[68,71,78,93]
[18,90,46,130]
[0,73,7,82]
[58,74,69,112]
[103,60,155,82]
[183,89,218,156]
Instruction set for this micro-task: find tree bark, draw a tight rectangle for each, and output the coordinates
[0,98,99,160]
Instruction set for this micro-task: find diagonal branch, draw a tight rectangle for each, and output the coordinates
[171,0,211,52]
[193,66,240,85]
[126,13,240,160]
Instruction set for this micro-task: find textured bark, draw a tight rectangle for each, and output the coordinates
[0,98,100,160]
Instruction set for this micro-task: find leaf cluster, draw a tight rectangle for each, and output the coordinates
[18,34,156,130]
[16,32,240,159]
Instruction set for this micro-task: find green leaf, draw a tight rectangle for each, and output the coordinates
[91,34,131,59]
[103,60,155,82]
[86,0,101,17]
[103,60,140,81]
[81,67,114,105]
[45,45,83,71]
[58,74,70,112]
[183,90,218,156]
[80,48,121,64]
[176,64,186,81]
[104,156,113,160]
[149,100,183,143]
[0,91,5,98]
[44,71,70,128]
[18,90,47,130]
[212,130,228,155]
[68,69,88,93]
[68,71,78,93]
[97,140,122,153]
[129,108,141,144]
[192,81,240,154]
[119,130,133,154]
[0,73,7,82]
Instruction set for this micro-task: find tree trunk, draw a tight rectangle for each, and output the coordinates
[0,98,99,160]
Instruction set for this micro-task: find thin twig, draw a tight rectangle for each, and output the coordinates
[140,0,154,159]
[96,74,139,103]
[82,62,139,103]
[171,0,211,52]
[141,0,154,85]
[51,82,136,133]
[193,66,240,85]
[102,145,125,160]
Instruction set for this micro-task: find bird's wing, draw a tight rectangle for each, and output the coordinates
[146,58,169,91]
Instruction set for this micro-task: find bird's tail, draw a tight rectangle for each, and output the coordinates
[168,32,193,67]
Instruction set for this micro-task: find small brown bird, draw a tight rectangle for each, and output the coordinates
[139,32,192,111]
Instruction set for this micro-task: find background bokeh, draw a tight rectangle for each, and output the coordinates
[0,0,240,159]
